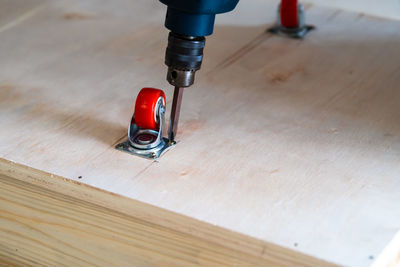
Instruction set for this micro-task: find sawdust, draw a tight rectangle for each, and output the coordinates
[269,169,280,174]
[0,85,15,100]
[268,72,292,83]
[0,84,24,106]
[179,119,205,136]
[63,12,93,20]
[267,66,307,84]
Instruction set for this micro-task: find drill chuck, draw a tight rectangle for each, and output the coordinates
[161,0,239,87]
[165,32,205,87]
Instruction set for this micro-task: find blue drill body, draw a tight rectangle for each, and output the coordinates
[160,0,240,36]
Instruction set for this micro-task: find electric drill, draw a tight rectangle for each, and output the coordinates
[117,0,308,159]
[159,0,240,142]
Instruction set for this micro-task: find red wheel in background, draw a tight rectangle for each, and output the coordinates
[134,88,166,130]
[280,0,298,28]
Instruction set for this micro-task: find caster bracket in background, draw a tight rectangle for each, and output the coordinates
[268,3,315,39]
[268,24,315,39]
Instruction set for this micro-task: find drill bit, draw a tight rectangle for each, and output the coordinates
[168,86,184,143]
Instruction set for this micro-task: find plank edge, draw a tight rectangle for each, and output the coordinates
[0,158,338,266]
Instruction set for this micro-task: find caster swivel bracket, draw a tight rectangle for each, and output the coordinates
[116,88,175,160]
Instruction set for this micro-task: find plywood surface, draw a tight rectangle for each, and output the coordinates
[1,0,400,266]
[303,0,400,21]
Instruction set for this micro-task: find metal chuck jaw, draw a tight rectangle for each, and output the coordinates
[165,32,205,88]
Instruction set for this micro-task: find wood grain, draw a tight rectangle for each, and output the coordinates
[0,159,334,266]
[0,0,400,266]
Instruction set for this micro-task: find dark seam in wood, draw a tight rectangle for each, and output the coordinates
[112,134,127,147]
[327,9,342,22]
[211,32,273,74]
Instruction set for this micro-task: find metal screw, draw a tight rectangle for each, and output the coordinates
[150,152,157,159]
[169,140,176,146]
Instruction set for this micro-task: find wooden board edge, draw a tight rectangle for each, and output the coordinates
[0,158,338,266]
[372,230,400,267]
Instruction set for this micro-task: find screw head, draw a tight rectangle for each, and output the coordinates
[168,140,176,146]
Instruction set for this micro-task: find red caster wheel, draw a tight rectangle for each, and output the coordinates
[115,87,173,160]
[280,0,299,28]
[134,88,166,130]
